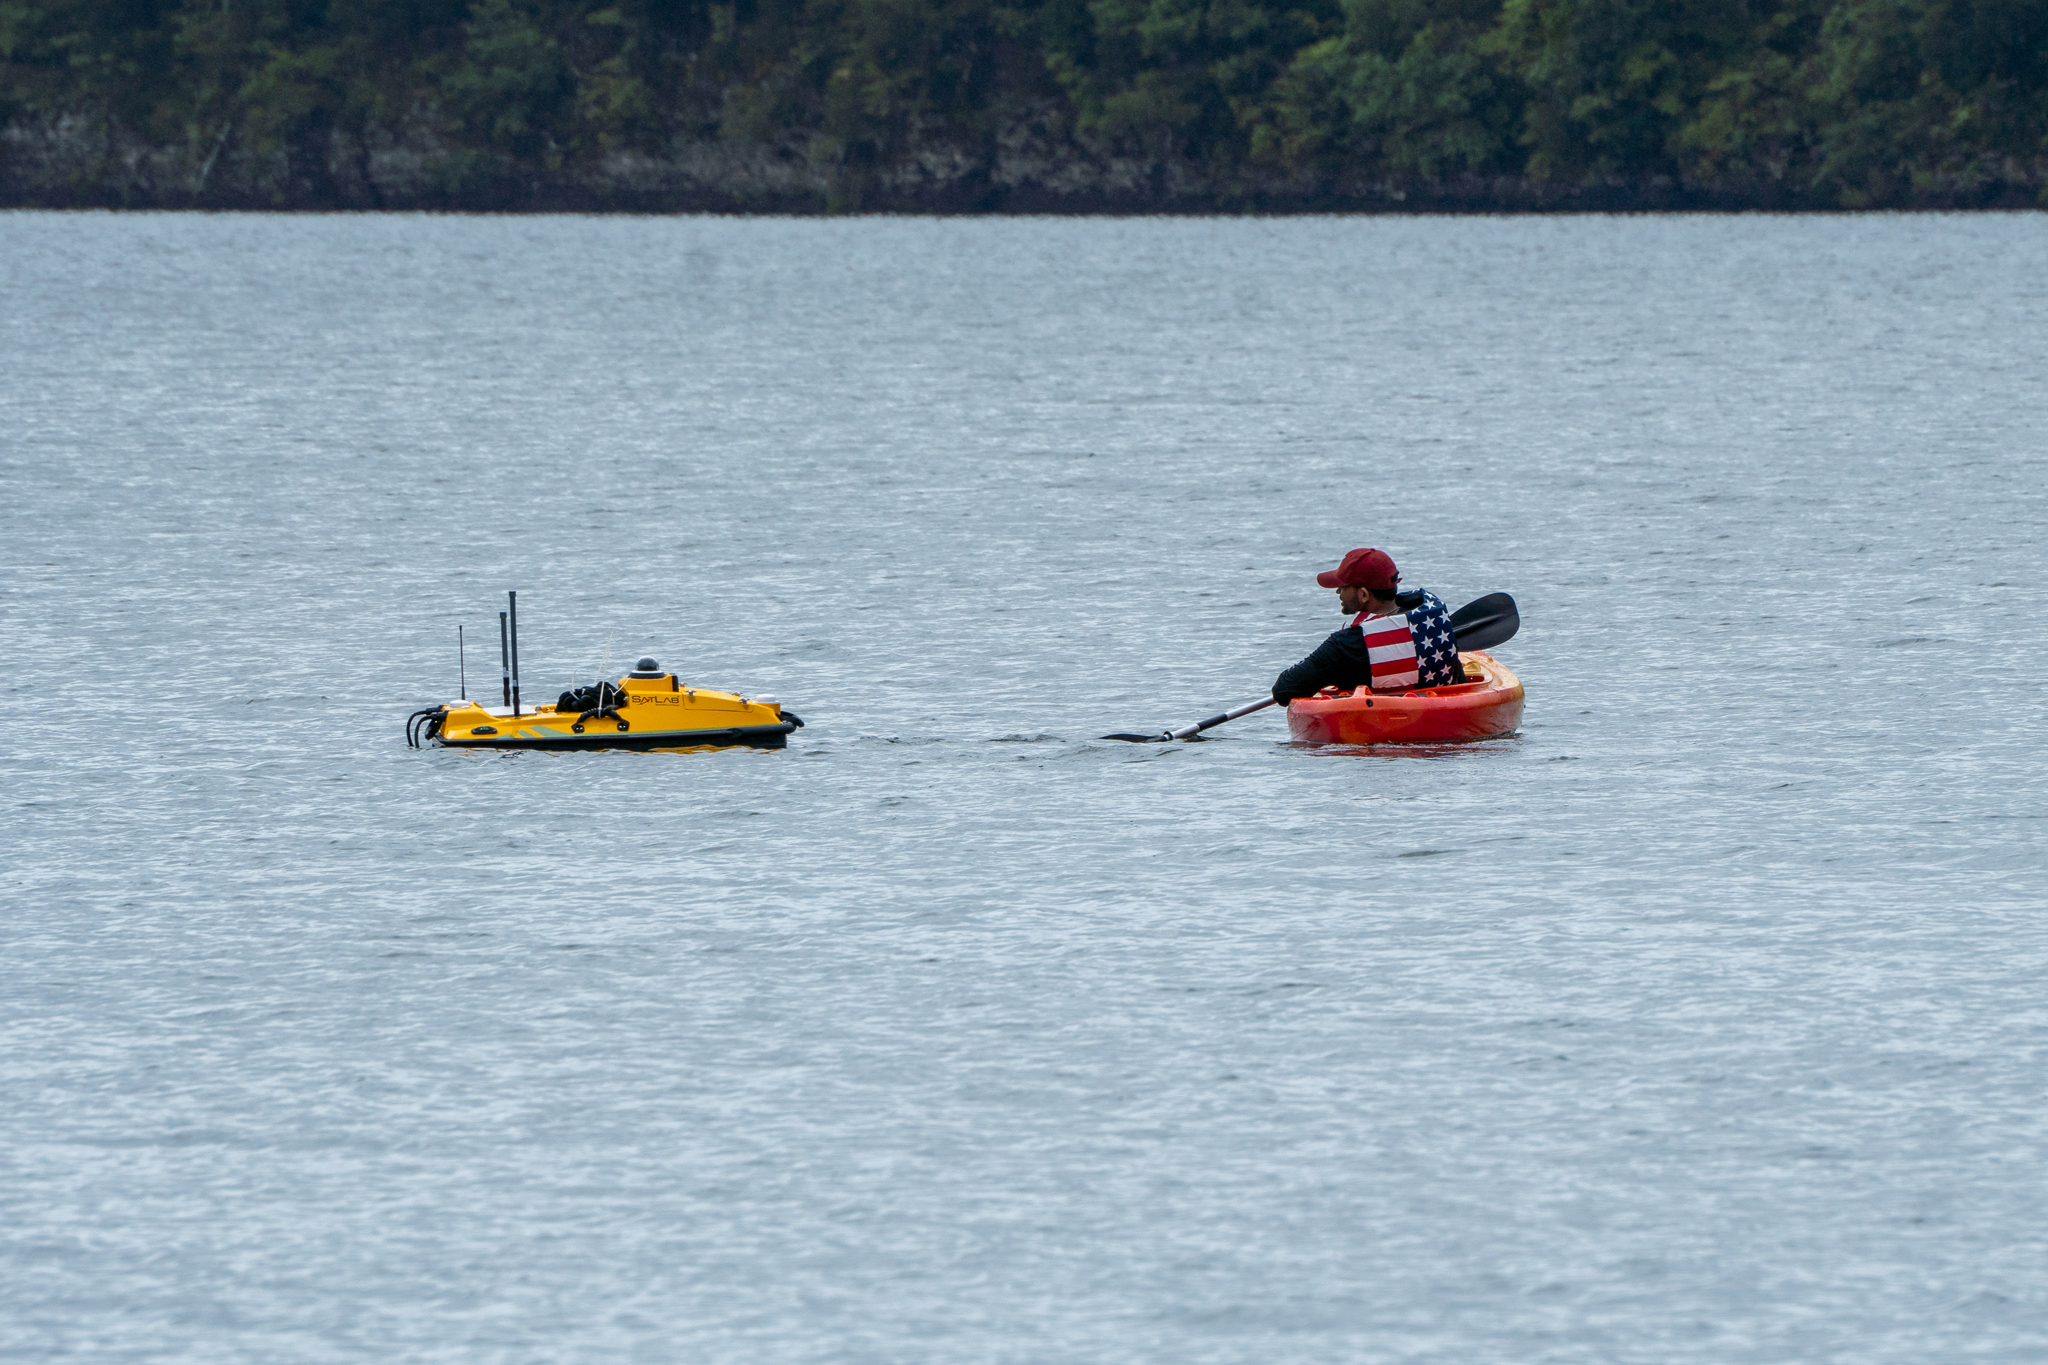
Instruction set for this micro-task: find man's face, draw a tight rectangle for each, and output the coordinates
[1336,583,1372,615]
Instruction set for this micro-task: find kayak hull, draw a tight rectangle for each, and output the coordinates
[1286,652,1523,746]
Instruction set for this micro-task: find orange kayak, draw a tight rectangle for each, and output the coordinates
[1286,651,1524,745]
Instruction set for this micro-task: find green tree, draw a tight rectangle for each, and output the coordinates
[1481,0,1786,182]
[1671,1,1824,188]
[4,0,2045,206]
[0,0,179,131]
[1044,0,1339,175]
[1809,0,2048,203]
[1256,0,1517,183]
[440,0,570,161]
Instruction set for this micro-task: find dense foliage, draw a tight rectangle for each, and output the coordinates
[2,0,2043,205]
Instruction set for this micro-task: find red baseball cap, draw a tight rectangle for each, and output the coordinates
[1316,547,1399,590]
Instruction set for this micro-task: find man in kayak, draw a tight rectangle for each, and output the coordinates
[1271,547,1464,705]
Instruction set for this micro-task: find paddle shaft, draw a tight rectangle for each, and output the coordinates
[1168,696,1276,740]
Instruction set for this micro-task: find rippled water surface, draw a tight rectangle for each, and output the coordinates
[5,211,2046,1362]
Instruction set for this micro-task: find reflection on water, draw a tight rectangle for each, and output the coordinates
[1292,738,1525,760]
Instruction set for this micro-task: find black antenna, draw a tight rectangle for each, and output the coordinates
[459,625,467,701]
[509,590,522,717]
[499,612,511,708]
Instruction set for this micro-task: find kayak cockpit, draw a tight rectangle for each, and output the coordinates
[1285,650,1524,745]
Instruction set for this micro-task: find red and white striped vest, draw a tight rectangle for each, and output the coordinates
[1353,591,1461,690]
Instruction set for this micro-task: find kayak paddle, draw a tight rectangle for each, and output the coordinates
[1448,592,1519,651]
[1103,696,1277,744]
[1102,592,1519,742]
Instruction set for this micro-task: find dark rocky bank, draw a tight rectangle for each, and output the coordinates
[7,109,2040,214]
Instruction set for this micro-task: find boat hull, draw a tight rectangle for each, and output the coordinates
[439,721,797,752]
[421,674,800,752]
[1286,652,1523,746]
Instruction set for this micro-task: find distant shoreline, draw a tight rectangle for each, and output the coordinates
[8,120,2040,216]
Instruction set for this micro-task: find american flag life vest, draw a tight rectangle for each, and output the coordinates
[1353,590,1463,690]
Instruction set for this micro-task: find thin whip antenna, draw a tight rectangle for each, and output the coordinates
[508,590,522,717]
[459,625,466,700]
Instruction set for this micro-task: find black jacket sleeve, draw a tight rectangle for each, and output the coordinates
[1272,627,1373,704]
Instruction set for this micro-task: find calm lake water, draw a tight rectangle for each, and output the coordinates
[4,210,2045,1362]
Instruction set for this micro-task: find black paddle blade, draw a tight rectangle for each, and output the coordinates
[1450,592,1519,651]
[1102,731,1170,743]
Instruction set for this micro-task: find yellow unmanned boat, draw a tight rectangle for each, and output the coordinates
[406,592,802,752]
